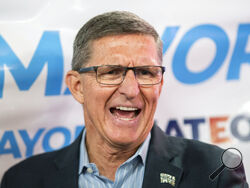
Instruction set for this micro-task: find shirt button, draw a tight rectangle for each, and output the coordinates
[87,168,93,174]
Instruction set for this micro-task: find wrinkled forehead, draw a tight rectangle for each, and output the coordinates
[87,34,160,66]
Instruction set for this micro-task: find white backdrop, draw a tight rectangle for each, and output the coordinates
[0,0,250,182]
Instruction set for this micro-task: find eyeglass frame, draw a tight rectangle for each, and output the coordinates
[77,65,165,85]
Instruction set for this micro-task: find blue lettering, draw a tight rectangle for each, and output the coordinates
[173,24,229,84]
[64,87,71,95]
[227,24,250,80]
[184,118,205,140]
[19,128,45,157]
[0,31,63,98]
[0,131,21,158]
[166,120,184,137]
[231,115,250,141]
[161,26,180,55]
[42,127,71,152]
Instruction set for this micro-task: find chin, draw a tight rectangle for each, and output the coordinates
[107,132,140,147]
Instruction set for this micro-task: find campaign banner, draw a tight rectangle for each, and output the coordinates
[0,0,250,181]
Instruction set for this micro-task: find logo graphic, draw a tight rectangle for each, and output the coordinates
[209,148,243,180]
[160,173,175,186]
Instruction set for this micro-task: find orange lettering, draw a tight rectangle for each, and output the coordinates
[210,117,230,144]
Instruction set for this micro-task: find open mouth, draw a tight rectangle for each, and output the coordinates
[110,106,141,121]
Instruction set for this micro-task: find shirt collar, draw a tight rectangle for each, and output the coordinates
[78,128,151,175]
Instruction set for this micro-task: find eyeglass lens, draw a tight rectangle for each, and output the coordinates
[96,66,163,85]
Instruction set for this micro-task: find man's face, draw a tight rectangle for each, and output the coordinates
[80,34,163,148]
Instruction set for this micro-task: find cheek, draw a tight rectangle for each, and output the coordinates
[144,86,161,106]
[83,84,117,111]
[85,89,105,110]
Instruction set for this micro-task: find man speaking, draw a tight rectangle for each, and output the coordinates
[1,11,248,188]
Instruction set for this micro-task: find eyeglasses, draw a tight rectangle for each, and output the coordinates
[78,65,165,85]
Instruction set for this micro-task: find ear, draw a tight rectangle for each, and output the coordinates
[65,70,85,104]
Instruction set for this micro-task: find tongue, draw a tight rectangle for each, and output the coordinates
[112,109,136,118]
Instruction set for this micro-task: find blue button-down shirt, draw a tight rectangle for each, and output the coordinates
[78,129,151,188]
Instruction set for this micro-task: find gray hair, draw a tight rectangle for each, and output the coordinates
[72,11,162,71]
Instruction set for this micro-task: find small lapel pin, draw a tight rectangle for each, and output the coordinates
[160,173,175,186]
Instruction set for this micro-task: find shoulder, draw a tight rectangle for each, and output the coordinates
[170,135,223,160]
[150,125,223,177]
[151,124,223,164]
[1,147,63,186]
[1,130,82,188]
[5,149,59,176]
[149,125,248,187]
[1,149,58,188]
[2,128,83,180]
[159,134,223,173]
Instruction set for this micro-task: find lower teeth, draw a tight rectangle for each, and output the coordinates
[118,117,134,121]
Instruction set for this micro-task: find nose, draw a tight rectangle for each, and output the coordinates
[118,69,140,99]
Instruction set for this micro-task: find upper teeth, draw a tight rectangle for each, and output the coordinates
[116,106,138,111]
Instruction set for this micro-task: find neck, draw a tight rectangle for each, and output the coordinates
[85,130,140,181]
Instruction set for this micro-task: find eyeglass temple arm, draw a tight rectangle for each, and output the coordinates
[78,66,96,73]
[162,67,165,73]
